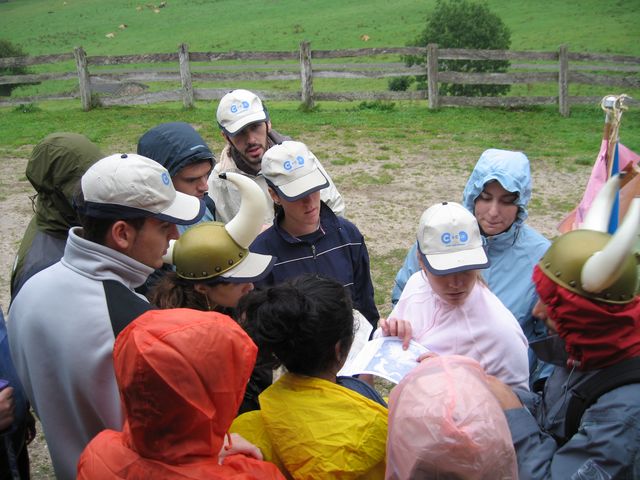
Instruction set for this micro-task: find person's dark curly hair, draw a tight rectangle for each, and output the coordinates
[237,274,354,377]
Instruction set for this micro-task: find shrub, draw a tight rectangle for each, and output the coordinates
[388,76,414,92]
[405,0,512,97]
[0,39,29,97]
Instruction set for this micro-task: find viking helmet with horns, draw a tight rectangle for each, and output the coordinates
[163,172,274,282]
[538,174,640,304]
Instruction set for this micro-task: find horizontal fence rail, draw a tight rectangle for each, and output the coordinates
[0,43,638,116]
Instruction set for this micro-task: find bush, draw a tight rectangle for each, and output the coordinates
[405,0,512,97]
[0,39,29,97]
[388,76,414,92]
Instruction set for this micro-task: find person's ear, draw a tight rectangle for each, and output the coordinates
[334,341,345,365]
[193,283,208,296]
[222,132,232,144]
[266,120,272,133]
[267,187,280,205]
[108,220,137,251]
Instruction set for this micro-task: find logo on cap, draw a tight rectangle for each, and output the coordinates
[284,155,305,172]
[161,172,170,185]
[441,231,469,245]
[230,101,251,115]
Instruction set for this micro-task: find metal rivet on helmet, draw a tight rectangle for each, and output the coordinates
[554,271,562,277]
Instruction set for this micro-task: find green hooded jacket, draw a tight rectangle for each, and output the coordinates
[10,133,103,301]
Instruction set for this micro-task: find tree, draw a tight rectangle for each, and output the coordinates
[0,39,29,96]
[405,0,512,97]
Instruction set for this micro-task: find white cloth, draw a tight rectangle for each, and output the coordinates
[386,271,530,390]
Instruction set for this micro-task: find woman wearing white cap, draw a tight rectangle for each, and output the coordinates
[149,171,276,413]
[378,201,530,390]
[250,141,380,329]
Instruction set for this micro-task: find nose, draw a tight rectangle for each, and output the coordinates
[487,199,500,216]
[197,176,208,193]
[168,223,179,240]
[532,299,547,321]
[448,274,464,288]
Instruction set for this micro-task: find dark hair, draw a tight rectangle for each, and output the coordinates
[236,274,354,377]
[74,188,146,245]
[148,272,209,310]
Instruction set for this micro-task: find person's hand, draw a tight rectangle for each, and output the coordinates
[485,375,523,410]
[219,433,263,464]
[378,317,412,350]
[0,387,15,431]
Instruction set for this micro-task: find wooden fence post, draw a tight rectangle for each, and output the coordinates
[427,43,439,109]
[558,44,569,117]
[73,46,92,111]
[299,41,314,109]
[179,43,194,109]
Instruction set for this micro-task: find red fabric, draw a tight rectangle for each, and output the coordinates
[533,266,640,370]
[77,309,285,480]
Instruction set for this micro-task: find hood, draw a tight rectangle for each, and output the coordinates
[27,132,103,235]
[462,148,533,226]
[114,308,257,463]
[137,122,215,177]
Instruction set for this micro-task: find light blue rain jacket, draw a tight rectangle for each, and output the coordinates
[391,149,552,386]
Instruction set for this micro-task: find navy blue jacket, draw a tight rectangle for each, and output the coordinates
[251,203,380,328]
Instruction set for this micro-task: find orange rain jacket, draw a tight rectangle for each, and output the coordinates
[77,308,285,479]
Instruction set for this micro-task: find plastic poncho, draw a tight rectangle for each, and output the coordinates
[77,309,285,480]
[10,132,103,300]
[391,149,551,384]
[386,355,518,480]
[231,372,388,479]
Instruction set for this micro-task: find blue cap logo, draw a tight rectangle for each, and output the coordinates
[283,155,305,172]
[161,172,170,185]
[230,100,251,115]
[441,230,469,246]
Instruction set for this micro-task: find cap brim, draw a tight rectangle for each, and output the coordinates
[273,168,329,202]
[219,252,275,283]
[421,246,490,275]
[155,191,206,225]
[222,112,268,136]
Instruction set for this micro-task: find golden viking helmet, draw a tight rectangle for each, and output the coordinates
[538,174,640,304]
[163,172,270,280]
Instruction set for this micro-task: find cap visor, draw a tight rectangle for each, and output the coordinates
[275,169,329,201]
[422,246,490,275]
[220,252,275,283]
[155,191,206,225]
[223,112,268,136]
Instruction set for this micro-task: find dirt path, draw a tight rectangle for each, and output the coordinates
[0,137,588,478]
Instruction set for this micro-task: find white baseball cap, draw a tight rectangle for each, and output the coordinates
[261,141,329,201]
[80,153,205,225]
[417,201,490,275]
[216,89,269,136]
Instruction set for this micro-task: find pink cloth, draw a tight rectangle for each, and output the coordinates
[559,141,640,232]
[386,355,518,480]
[389,271,529,389]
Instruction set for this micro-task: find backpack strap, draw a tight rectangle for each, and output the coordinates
[204,194,217,221]
[564,357,640,442]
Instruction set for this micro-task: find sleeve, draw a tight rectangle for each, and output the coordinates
[391,242,420,307]
[317,160,346,218]
[351,232,379,329]
[505,388,640,480]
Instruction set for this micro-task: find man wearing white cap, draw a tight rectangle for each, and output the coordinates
[8,153,205,480]
[378,201,529,390]
[251,141,379,329]
[210,89,345,224]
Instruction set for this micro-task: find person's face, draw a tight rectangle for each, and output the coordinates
[424,269,477,306]
[172,160,213,199]
[271,190,321,236]
[532,299,557,333]
[225,121,271,168]
[197,281,254,309]
[473,181,519,236]
[127,217,179,269]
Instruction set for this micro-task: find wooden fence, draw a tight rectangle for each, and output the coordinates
[0,42,638,116]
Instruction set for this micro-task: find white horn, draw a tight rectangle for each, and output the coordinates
[222,172,269,248]
[580,173,622,231]
[581,197,640,293]
[162,239,176,265]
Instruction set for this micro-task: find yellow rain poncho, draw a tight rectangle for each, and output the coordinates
[232,373,388,479]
